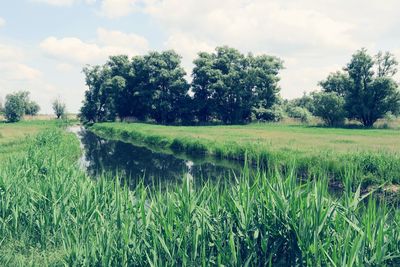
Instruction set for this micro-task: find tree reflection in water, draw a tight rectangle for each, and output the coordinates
[77,128,242,189]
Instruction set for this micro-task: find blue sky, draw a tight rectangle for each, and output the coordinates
[1,0,400,113]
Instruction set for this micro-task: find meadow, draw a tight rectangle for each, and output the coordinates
[90,122,400,188]
[0,121,399,266]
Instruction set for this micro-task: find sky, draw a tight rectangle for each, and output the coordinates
[0,0,400,114]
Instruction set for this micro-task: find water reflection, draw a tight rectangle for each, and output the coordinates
[73,127,243,188]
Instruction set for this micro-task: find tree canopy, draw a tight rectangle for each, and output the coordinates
[80,47,283,125]
[318,48,400,127]
[3,91,40,122]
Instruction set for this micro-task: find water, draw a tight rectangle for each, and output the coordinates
[69,126,244,188]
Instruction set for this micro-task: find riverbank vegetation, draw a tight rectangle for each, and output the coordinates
[1,128,399,266]
[90,122,400,187]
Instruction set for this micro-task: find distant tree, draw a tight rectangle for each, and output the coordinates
[319,48,400,127]
[52,99,66,119]
[80,65,112,123]
[344,49,400,127]
[4,93,25,122]
[192,52,218,123]
[319,71,352,97]
[144,51,190,124]
[25,101,40,115]
[312,92,346,126]
[192,46,283,124]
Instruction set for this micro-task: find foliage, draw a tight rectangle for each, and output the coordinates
[288,92,315,113]
[25,101,40,115]
[1,130,399,266]
[286,106,312,123]
[52,99,66,119]
[320,48,400,127]
[319,71,352,97]
[312,91,346,126]
[252,105,285,122]
[192,46,283,124]
[80,47,283,125]
[4,93,25,122]
[80,52,190,124]
[3,91,41,122]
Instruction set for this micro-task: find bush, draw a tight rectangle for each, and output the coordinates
[4,94,25,122]
[312,92,346,126]
[286,106,312,123]
[253,105,285,122]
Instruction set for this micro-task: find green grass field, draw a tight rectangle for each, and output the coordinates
[92,122,400,154]
[0,123,399,265]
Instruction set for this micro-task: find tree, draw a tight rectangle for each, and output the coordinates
[52,99,66,119]
[345,49,400,127]
[192,46,283,124]
[25,101,40,115]
[319,71,352,97]
[192,52,219,123]
[144,50,190,124]
[4,93,25,122]
[319,48,400,127]
[80,65,112,123]
[312,92,346,126]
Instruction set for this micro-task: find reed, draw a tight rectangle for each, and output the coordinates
[1,130,399,266]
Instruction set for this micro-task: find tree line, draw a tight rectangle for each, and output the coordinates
[289,49,400,127]
[0,91,66,122]
[80,46,400,127]
[79,46,283,125]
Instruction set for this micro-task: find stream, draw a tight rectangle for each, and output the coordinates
[69,126,246,188]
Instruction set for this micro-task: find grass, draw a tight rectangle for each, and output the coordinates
[0,129,399,266]
[90,122,400,186]
[0,119,77,161]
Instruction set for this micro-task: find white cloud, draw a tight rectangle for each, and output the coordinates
[56,63,75,72]
[0,17,5,27]
[32,0,95,7]
[164,32,214,73]
[98,0,138,18]
[40,28,149,64]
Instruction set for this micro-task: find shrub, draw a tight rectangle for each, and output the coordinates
[287,106,312,123]
[253,105,285,122]
[312,91,346,126]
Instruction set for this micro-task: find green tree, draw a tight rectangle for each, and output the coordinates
[144,50,190,124]
[319,71,352,97]
[192,46,283,124]
[25,101,40,115]
[312,92,346,126]
[192,52,219,123]
[52,99,66,119]
[345,49,400,127]
[81,65,112,123]
[4,93,25,122]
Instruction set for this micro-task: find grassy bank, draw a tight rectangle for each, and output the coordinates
[0,120,75,160]
[90,122,400,187]
[1,128,399,266]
